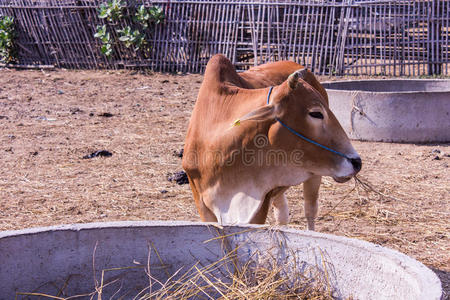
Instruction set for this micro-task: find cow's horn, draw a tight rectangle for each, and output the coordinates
[288,68,308,89]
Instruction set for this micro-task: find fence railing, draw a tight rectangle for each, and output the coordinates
[1,0,449,75]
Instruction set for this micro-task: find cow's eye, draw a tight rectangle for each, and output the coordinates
[309,111,324,119]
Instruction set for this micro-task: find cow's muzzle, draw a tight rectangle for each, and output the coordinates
[350,157,362,173]
[332,156,362,183]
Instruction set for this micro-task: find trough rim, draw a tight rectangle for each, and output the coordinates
[322,78,450,95]
[0,220,442,299]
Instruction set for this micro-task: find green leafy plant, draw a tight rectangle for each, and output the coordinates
[135,5,164,29]
[98,0,124,22]
[94,25,112,57]
[134,5,151,29]
[117,26,145,50]
[0,16,16,63]
[148,6,165,24]
[94,2,165,57]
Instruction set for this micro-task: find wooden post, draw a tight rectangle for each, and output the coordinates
[428,0,442,75]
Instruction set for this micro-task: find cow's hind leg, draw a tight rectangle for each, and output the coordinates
[272,192,289,225]
[303,175,321,231]
[269,187,289,225]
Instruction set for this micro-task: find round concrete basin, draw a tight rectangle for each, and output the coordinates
[322,79,450,142]
[0,221,442,299]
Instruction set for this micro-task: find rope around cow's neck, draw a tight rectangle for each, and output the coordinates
[267,86,350,160]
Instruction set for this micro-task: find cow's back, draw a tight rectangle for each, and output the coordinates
[240,61,304,88]
[240,61,329,104]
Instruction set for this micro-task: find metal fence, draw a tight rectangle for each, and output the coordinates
[1,0,449,75]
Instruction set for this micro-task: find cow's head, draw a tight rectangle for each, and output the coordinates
[238,69,361,182]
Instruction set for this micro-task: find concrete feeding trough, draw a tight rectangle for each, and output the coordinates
[0,221,442,300]
[322,79,450,142]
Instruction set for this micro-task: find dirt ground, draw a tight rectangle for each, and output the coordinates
[0,69,448,296]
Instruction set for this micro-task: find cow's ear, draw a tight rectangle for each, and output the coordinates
[232,105,276,126]
[288,68,308,89]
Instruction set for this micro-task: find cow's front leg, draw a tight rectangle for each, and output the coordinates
[303,175,321,231]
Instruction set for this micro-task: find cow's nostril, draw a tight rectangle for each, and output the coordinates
[350,157,362,173]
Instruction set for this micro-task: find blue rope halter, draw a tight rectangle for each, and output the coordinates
[266,86,350,160]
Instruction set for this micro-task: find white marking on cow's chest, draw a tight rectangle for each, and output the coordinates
[206,167,311,224]
[210,185,263,224]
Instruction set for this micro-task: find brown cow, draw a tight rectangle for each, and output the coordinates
[182,54,361,230]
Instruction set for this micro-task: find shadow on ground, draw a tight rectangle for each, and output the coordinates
[432,268,449,299]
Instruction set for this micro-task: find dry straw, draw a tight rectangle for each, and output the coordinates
[16,228,344,300]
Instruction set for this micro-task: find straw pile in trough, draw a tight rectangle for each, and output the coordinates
[139,245,336,299]
[17,231,341,300]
